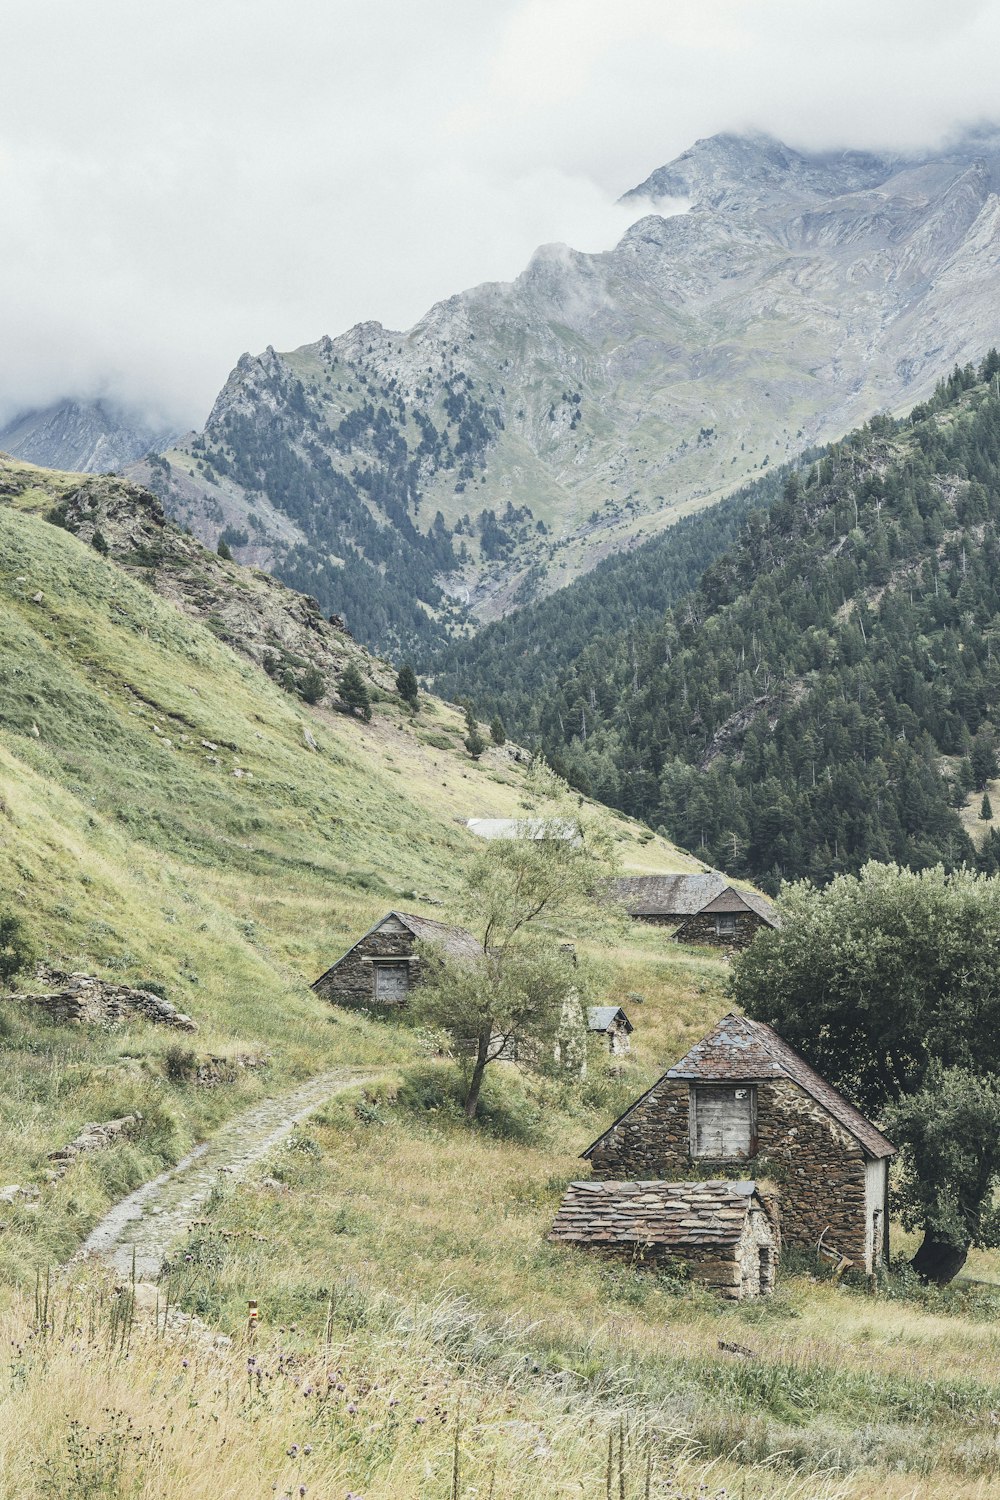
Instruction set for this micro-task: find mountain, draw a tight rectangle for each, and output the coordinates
[129,128,1000,654]
[0,397,176,472]
[437,355,1000,890]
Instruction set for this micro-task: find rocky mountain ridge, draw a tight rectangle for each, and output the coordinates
[0,398,176,473]
[114,126,1000,651]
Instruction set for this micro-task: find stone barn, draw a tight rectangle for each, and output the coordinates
[611,873,778,949]
[312,911,480,1010]
[550,1179,778,1299]
[587,1005,633,1057]
[582,1014,894,1274]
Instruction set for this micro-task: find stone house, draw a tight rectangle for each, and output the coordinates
[312,910,481,1010]
[587,1005,633,1057]
[582,1013,894,1273]
[549,1178,778,1299]
[610,873,778,948]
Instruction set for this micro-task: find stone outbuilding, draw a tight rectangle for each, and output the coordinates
[611,873,778,949]
[550,1178,779,1299]
[312,910,480,1010]
[582,1013,895,1273]
[587,1005,633,1057]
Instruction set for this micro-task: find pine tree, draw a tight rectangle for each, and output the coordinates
[396,662,419,709]
[489,715,506,746]
[981,793,994,821]
[300,665,325,705]
[465,726,487,759]
[338,662,372,721]
[216,537,233,560]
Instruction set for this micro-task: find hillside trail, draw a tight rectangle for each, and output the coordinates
[74,1068,372,1281]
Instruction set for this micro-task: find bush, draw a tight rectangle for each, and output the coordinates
[299,664,325,704]
[163,1044,199,1083]
[0,910,34,988]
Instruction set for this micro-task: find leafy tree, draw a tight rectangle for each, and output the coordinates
[0,910,34,988]
[981,793,994,821]
[396,662,419,709]
[489,715,506,746]
[338,662,372,721]
[464,726,487,759]
[731,862,1000,1281]
[299,664,325,705]
[216,538,233,561]
[886,1065,1000,1284]
[409,766,620,1119]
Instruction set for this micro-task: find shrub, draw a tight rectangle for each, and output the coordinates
[396,1061,541,1143]
[0,910,34,988]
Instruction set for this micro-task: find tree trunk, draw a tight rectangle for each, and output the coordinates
[911,1233,969,1285]
[464,1027,492,1120]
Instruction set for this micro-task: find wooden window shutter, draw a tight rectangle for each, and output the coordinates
[690,1084,755,1159]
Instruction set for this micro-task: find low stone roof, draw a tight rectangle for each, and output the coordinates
[395,911,482,963]
[667,1014,896,1159]
[550,1179,763,1249]
[611,873,727,916]
[610,873,778,926]
[588,1005,633,1034]
[312,910,480,987]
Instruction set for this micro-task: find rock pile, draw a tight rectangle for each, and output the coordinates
[48,1114,142,1173]
[10,969,197,1030]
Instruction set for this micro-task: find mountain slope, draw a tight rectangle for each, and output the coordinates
[0,398,175,472]
[0,453,697,1278]
[134,129,1000,653]
[440,356,1000,888]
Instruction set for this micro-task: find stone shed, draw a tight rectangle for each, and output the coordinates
[587,1005,633,1057]
[550,1179,778,1299]
[582,1014,895,1274]
[610,873,778,949]
[312,910,480,1010]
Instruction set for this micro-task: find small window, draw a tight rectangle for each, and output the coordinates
[374,963,409,1003]
[715,914,738,937]
[690,1083,755,1159]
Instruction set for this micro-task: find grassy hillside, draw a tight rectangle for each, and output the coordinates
[6,458,1000,1497]
[0,457,700,1281]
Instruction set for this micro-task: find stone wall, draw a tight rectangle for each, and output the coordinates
[588,1076,869,1265]
[673,912,767,950]
[9,971,197,1030]
[314,928,416,1008]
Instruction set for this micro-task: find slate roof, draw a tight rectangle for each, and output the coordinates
[588,1005,633,1034]
[610,873,778,926]
[582,1013,894,1161]
[550,1179,763,1249]
[611,872,727,915]
[312,910,481,987]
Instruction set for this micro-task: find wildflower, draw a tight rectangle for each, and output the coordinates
[303,1384,314,1396]
[287,1444,299,1457]
[181,1359,189,1369]
[347,1403,357,1415]
[303,1445,312,1455]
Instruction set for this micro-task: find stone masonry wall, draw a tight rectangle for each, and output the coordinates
[588,1076,868,1265]
[314,930,417,1008]
[672,913,767,950]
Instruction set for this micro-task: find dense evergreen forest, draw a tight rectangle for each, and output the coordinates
[438,357,1000,890]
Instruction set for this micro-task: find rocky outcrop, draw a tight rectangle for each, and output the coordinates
[10,969,197,1030]
[0,399,176,473]
[48,1114,142,1172]
[40,473,389,705]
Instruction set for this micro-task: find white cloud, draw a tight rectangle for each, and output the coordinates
[2,0,999,426]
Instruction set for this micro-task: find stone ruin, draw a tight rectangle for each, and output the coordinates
[8,967,197,1031]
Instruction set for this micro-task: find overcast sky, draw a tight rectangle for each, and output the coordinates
[3,0,999,427]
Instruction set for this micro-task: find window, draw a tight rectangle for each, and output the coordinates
[714,914,738,937]
[690,1083,755,1159]
[374,963,409,1003]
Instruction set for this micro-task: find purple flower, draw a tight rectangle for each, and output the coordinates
[286,1444,299,1457]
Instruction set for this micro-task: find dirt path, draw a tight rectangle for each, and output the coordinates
[75,1069,370,1280]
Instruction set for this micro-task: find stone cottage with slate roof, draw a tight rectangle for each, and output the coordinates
[312,911,480,1010]
[587,1005,633,1056]
[611,873,778,948]
[550,1179,778,1299]
[583,1014,895,1273]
